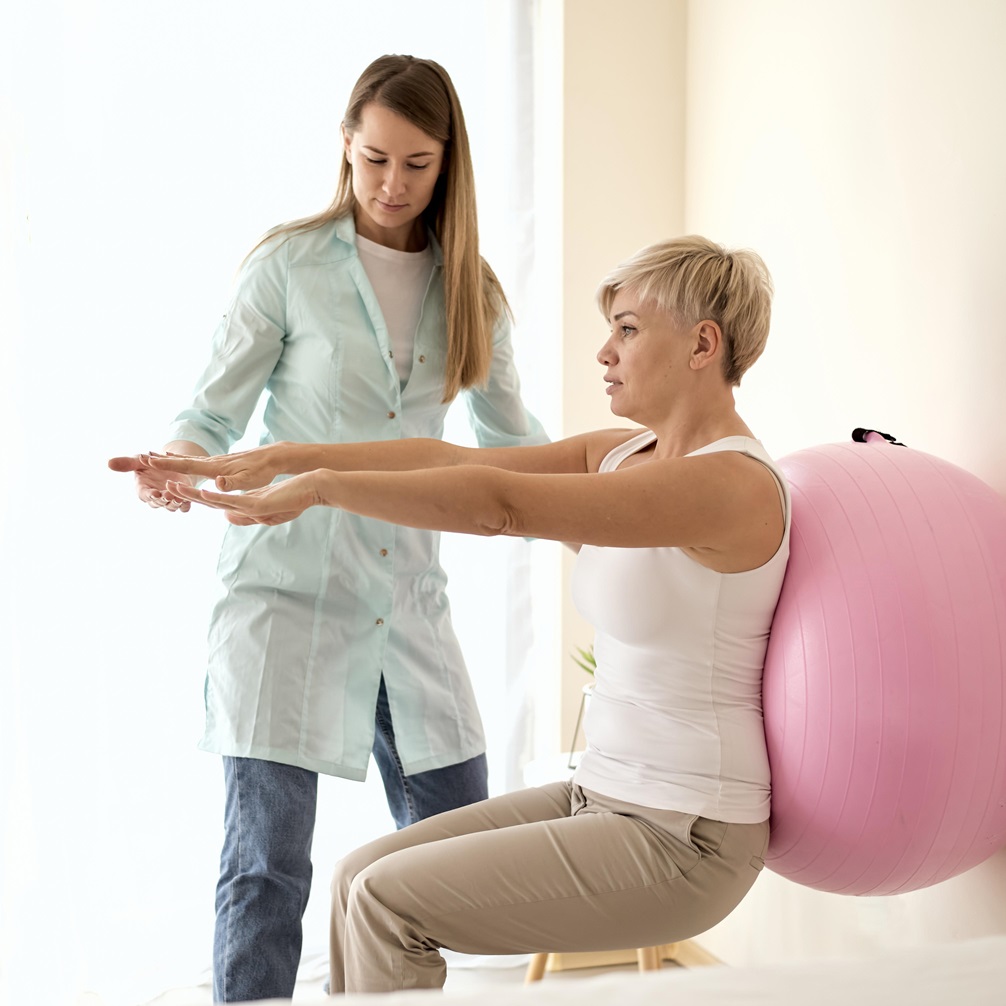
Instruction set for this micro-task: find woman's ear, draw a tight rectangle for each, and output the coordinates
[690,320,724,372]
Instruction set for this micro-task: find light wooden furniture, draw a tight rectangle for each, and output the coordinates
[524,939,720,983]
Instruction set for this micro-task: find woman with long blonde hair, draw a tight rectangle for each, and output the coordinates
[111,54,545,1003]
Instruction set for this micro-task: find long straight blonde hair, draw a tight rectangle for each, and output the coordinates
[250,54,507,402]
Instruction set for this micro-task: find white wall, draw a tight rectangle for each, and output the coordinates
[0,3,553,1002]
[681,0,1006,964]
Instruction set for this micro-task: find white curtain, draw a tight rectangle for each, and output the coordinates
[0,2,557,1003]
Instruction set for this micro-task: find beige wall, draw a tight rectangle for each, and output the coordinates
[557,0,1006,965]
[682,0,1006,962]
[556,0,687,744]
[685,0,1006,494]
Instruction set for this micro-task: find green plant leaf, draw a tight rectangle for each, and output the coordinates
[570,644,595,675]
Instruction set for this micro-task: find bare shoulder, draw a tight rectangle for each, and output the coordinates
[649,448,780,498]
[641,450,784,571]
[582,428,649,472]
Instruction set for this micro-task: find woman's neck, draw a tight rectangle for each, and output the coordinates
[353,209,427,253]
[648,393,754,460]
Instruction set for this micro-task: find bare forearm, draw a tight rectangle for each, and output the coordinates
[278,438,464,475]
[173,443,784,562]
[315,466,513,537]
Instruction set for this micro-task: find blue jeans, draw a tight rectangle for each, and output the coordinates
[213,677,488,1002]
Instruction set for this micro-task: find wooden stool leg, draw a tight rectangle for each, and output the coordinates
[661,941,681,962]
[636,946,662,971]
[525,952,551,983]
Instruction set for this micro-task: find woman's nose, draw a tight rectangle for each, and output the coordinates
[383,166,405,198]
[597,338,615,365]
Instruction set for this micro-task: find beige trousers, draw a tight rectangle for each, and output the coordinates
[329,781,768,994]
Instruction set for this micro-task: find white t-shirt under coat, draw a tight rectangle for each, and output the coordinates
[356,233,435,387]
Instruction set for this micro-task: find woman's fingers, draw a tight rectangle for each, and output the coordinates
[147,453,262,492]
[110,455,193,512]
[145,452,216,475]
[142,489,191,512]
[167,481,245,511]
[226,513,259,526]
[166,480,306,527]
[166,480,210,500]
[158,498,190,512]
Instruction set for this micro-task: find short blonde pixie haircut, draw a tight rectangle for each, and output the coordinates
[596,236,773,386]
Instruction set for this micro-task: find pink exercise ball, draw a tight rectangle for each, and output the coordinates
[763,431,1006,895]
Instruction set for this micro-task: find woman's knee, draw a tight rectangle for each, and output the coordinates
[343,857,405,932]
[331,848,368,905]
[330,834,401,905]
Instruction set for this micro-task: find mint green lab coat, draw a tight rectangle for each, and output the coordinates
[171,215,547,778]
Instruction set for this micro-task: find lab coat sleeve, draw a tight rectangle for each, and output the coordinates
[168,238,288,455]
[463,312,550,448]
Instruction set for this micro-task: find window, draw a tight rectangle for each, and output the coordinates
[0,2,558,1001]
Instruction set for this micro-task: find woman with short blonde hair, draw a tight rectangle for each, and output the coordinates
[151,236,789,995]
[597,235,773,385]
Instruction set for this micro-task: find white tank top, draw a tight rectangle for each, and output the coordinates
[571,432,791,823]
[356,234,434,387]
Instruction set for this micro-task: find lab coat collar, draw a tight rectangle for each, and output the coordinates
[333,212,444,267]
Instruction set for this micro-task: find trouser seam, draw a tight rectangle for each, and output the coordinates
[432,867,696,922]
[222,758,242,1001]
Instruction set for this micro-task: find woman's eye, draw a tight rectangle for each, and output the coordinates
[362,157,430,170]
[620,325,636,337]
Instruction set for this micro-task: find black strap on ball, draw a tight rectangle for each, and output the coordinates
[851,428,905,447]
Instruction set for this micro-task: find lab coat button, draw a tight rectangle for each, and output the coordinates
[418,355,426,363]
[387,411,396,419]
[375,618,384,626]
[379,548,388,557]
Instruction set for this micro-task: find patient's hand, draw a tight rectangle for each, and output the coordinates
[166,469,324,526]
[143,442,294,492]
[108,455,196,512]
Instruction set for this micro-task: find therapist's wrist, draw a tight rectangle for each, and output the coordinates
[273,441,314,475]
[309,468,340,508]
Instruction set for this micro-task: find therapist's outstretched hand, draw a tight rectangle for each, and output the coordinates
[166,471,324,526]
[108,455,195,512]
[142,444,289,492]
